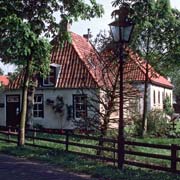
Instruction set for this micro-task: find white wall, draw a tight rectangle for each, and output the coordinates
[149,84,173,110]
[1,88,99,129]
[133,83,173,114]
[0,84,173,128]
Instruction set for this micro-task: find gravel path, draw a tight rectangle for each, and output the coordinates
[0,154,97,180]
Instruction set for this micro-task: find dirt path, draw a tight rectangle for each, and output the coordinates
[0,154,97,180]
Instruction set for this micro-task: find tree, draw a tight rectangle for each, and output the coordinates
[169,68,180,102]
[112,0,180,136]
[0,0,104,146]
[72,33,140,156]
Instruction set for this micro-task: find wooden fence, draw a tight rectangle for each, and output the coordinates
[0,126,179,174]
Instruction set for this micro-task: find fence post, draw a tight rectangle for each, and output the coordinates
[8,127,11,143]
[113,140,116,167]
[65,131,69,152]
[171,144,177,172]
[33,128,36,145]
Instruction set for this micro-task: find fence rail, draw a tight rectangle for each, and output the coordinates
[0,126,179,173]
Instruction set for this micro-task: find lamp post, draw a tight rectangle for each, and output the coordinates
[109,4,134,169]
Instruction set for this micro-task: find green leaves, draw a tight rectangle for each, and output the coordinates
[126,0,180,76]
[0,0,104,68]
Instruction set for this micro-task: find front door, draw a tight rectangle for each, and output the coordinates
[6,95,20,127]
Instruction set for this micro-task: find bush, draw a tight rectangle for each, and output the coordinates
[163,96,174,116]
[147,110,169,137]
[127,110,170,137]
[126,113,142,137]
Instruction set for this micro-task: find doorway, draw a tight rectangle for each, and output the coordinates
[6,95,20,127]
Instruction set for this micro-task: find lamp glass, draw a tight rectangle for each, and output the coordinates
[121,25,133,42]
[110,22,134,43]
[110,25,120,42]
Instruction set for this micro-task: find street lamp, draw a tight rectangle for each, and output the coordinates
[109,4,134,169]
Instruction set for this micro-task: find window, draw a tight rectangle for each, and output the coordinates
[43,66,56,86]
[158,91,160,104]
[162,92,165,102]
[73,95,87,119]
[153,90,156,105]
[33,95,44,118]
[7,95,19,103]
[42,64,61,87]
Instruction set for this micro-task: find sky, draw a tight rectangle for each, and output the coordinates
[0,0,180,75]
[71,0,180,37]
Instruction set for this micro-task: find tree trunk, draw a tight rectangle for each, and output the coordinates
[18,59,31,146]
[141,61,148,136]
[27,76,38,129]
[141,27,150,137]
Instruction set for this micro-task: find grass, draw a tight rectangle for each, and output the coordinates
[1,128,180,179]
[125,136,180,169]
[0,141,180,180]
[1,129,180,171]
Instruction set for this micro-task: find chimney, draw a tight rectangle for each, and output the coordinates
[66,22,72,32]
[83,28,92,42]
[7,72,12,76]
[61,18,72,32]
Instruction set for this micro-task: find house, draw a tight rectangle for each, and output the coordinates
[0,33,173,129]
[124,48,173,114]
[0,32,103,129]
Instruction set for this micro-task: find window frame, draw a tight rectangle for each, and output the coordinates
[43,66,56,87]
[73,94,87,119]
[33,94,44,118]
[153,90,156,105]
[158,91,161,105]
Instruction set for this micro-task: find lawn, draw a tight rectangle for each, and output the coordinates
[0,130,180,180]
[0,141,180,180]
[1,129,180,171]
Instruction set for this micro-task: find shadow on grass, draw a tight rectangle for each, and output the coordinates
[0,143,180,180]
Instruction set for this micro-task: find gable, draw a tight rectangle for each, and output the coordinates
[50,39,98,88]
[8,32,101,90]
[125,48,173,89]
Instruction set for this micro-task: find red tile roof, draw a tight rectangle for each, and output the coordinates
[50,32,102,88]
[9,32,101,89]
[124,48,173,89]
[8,33,172,91]
[0,75,9,86]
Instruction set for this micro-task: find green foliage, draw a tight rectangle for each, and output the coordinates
[130,109,172,137]
[134,1,180,75]
[163,96,174,116]
[0,14,51,77]
[146,110,169,137]
[129,113,143,136]
[170,69,180,97]
[0,0,104,73]
[112,0,180,76]
[0,0,104,145]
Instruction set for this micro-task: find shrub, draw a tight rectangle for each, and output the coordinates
[147,110,169,137]
[163,96,174,116]
[127,113,142,137]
